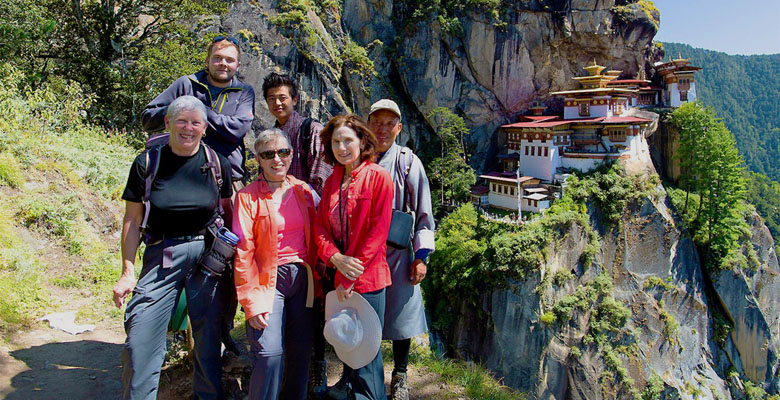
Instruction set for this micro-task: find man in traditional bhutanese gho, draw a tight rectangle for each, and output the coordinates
[369,99,436,400]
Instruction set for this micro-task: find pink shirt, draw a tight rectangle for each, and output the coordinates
[273,191,307,266]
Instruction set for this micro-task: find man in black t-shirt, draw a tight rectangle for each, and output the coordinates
[113,96,233,400]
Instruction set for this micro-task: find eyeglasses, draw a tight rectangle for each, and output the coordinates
[212,36,239,46]
[258,148,292,160]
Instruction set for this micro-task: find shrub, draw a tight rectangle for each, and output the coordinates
[540,311,556,325]
[0,152,23,187]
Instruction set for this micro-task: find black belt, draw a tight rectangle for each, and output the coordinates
[168,234,205,241]
[145,230,207,245]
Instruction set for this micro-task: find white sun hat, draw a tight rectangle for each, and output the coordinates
[323,290,382,369]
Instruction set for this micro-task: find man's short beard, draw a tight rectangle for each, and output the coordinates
[208,72,233,84]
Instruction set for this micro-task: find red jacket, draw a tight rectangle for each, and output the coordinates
[233,176,320,320]
[315,160,393,293]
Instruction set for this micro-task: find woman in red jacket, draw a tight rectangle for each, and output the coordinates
[315,114,393,400]
[233,128,320,399]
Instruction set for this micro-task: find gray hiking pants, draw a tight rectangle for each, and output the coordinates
[246,263,314,400]
[121,237,230,400]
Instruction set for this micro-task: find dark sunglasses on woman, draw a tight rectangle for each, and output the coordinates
[258,148,292,160]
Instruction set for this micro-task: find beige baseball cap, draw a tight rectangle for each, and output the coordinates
[369,99,402,119]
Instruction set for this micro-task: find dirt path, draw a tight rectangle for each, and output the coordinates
[0,321,126,399]
[2,322,455,400]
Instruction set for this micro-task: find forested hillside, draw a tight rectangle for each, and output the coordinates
[661,42,780,180]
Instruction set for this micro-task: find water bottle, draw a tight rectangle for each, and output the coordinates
[218,227,239,247]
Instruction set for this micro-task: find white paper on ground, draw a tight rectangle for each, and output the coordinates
[40,311,96,335]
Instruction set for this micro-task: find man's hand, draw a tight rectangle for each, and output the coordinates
[113,275,137,308]
[248,312,269,330]
[410,259,427,285]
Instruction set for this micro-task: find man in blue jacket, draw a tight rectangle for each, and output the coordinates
[141,36,256,184]
[141,36,255,356]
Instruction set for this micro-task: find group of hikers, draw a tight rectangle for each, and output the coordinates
[111,36,436,400]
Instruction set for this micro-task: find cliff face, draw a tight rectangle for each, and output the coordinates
[711,212,780,391]
[444,189,732,398]
[220,0,660,169]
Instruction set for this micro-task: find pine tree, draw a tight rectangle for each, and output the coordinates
[670,102,748,268]
[427,107,476,214]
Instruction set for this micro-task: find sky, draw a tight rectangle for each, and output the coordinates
[652,0,780,55]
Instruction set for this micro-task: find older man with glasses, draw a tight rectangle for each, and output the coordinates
[140,35,256,356]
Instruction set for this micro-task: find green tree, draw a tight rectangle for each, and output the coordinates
[427,107,476,214]
[0,0,225,130]
[670,102,748,268]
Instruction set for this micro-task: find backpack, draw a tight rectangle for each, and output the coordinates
[140,133,225,232]
[299,117,317,176]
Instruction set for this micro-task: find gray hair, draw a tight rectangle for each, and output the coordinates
[253,128,291,155]
[167,95,207,123]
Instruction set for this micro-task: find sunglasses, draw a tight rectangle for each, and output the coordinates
[258,148,292,160]
[212,36,240,46]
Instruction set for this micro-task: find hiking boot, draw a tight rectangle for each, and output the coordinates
[327,374,349,400]
[390,372,409,400]
[309,359,328,398]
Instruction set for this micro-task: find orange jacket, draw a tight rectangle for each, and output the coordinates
[232,176,320,320]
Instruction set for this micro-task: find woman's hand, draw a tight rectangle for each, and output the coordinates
[329,253,364,281]
[112,275,137,308]
[336,283,354,302]
[248,312,270,330]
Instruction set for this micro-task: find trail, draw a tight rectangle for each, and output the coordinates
[0,321,125,399]
[1,322,452,399]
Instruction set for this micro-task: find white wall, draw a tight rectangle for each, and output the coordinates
[522,198,551,213]
[519,140,553,181]
[561,156,601,173]
[488,191,519,210]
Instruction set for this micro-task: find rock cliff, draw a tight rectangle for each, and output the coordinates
[443,187,734,398]
[219,0,660,169]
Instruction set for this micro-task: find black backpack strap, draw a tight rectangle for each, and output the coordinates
[395,147,414,213]
[300,118,314,157]
[141,145,163,231]
[300,117,316,176]
[202,143,225,219]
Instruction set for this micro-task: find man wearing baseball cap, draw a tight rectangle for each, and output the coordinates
[337,99,435,400]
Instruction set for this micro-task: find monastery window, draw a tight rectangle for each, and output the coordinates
[530,146,535,156]
[609,130,626,142]
[525,146,529,156]
[538,146,542,156]
[491,183,495,192]
[511,187,516,196]
[534,200,538,208]
[579,102,590,117]
[544,147,549,157]
[680,90,688,102]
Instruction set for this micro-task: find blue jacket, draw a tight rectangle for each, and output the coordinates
[141,70,256,180]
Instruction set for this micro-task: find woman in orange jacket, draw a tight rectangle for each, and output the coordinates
[315,114,394,400]
[233,128,320,399]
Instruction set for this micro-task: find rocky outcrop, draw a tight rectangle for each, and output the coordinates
[711,212,780,391]
[218,0,660,170]
[442,189,732,398]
